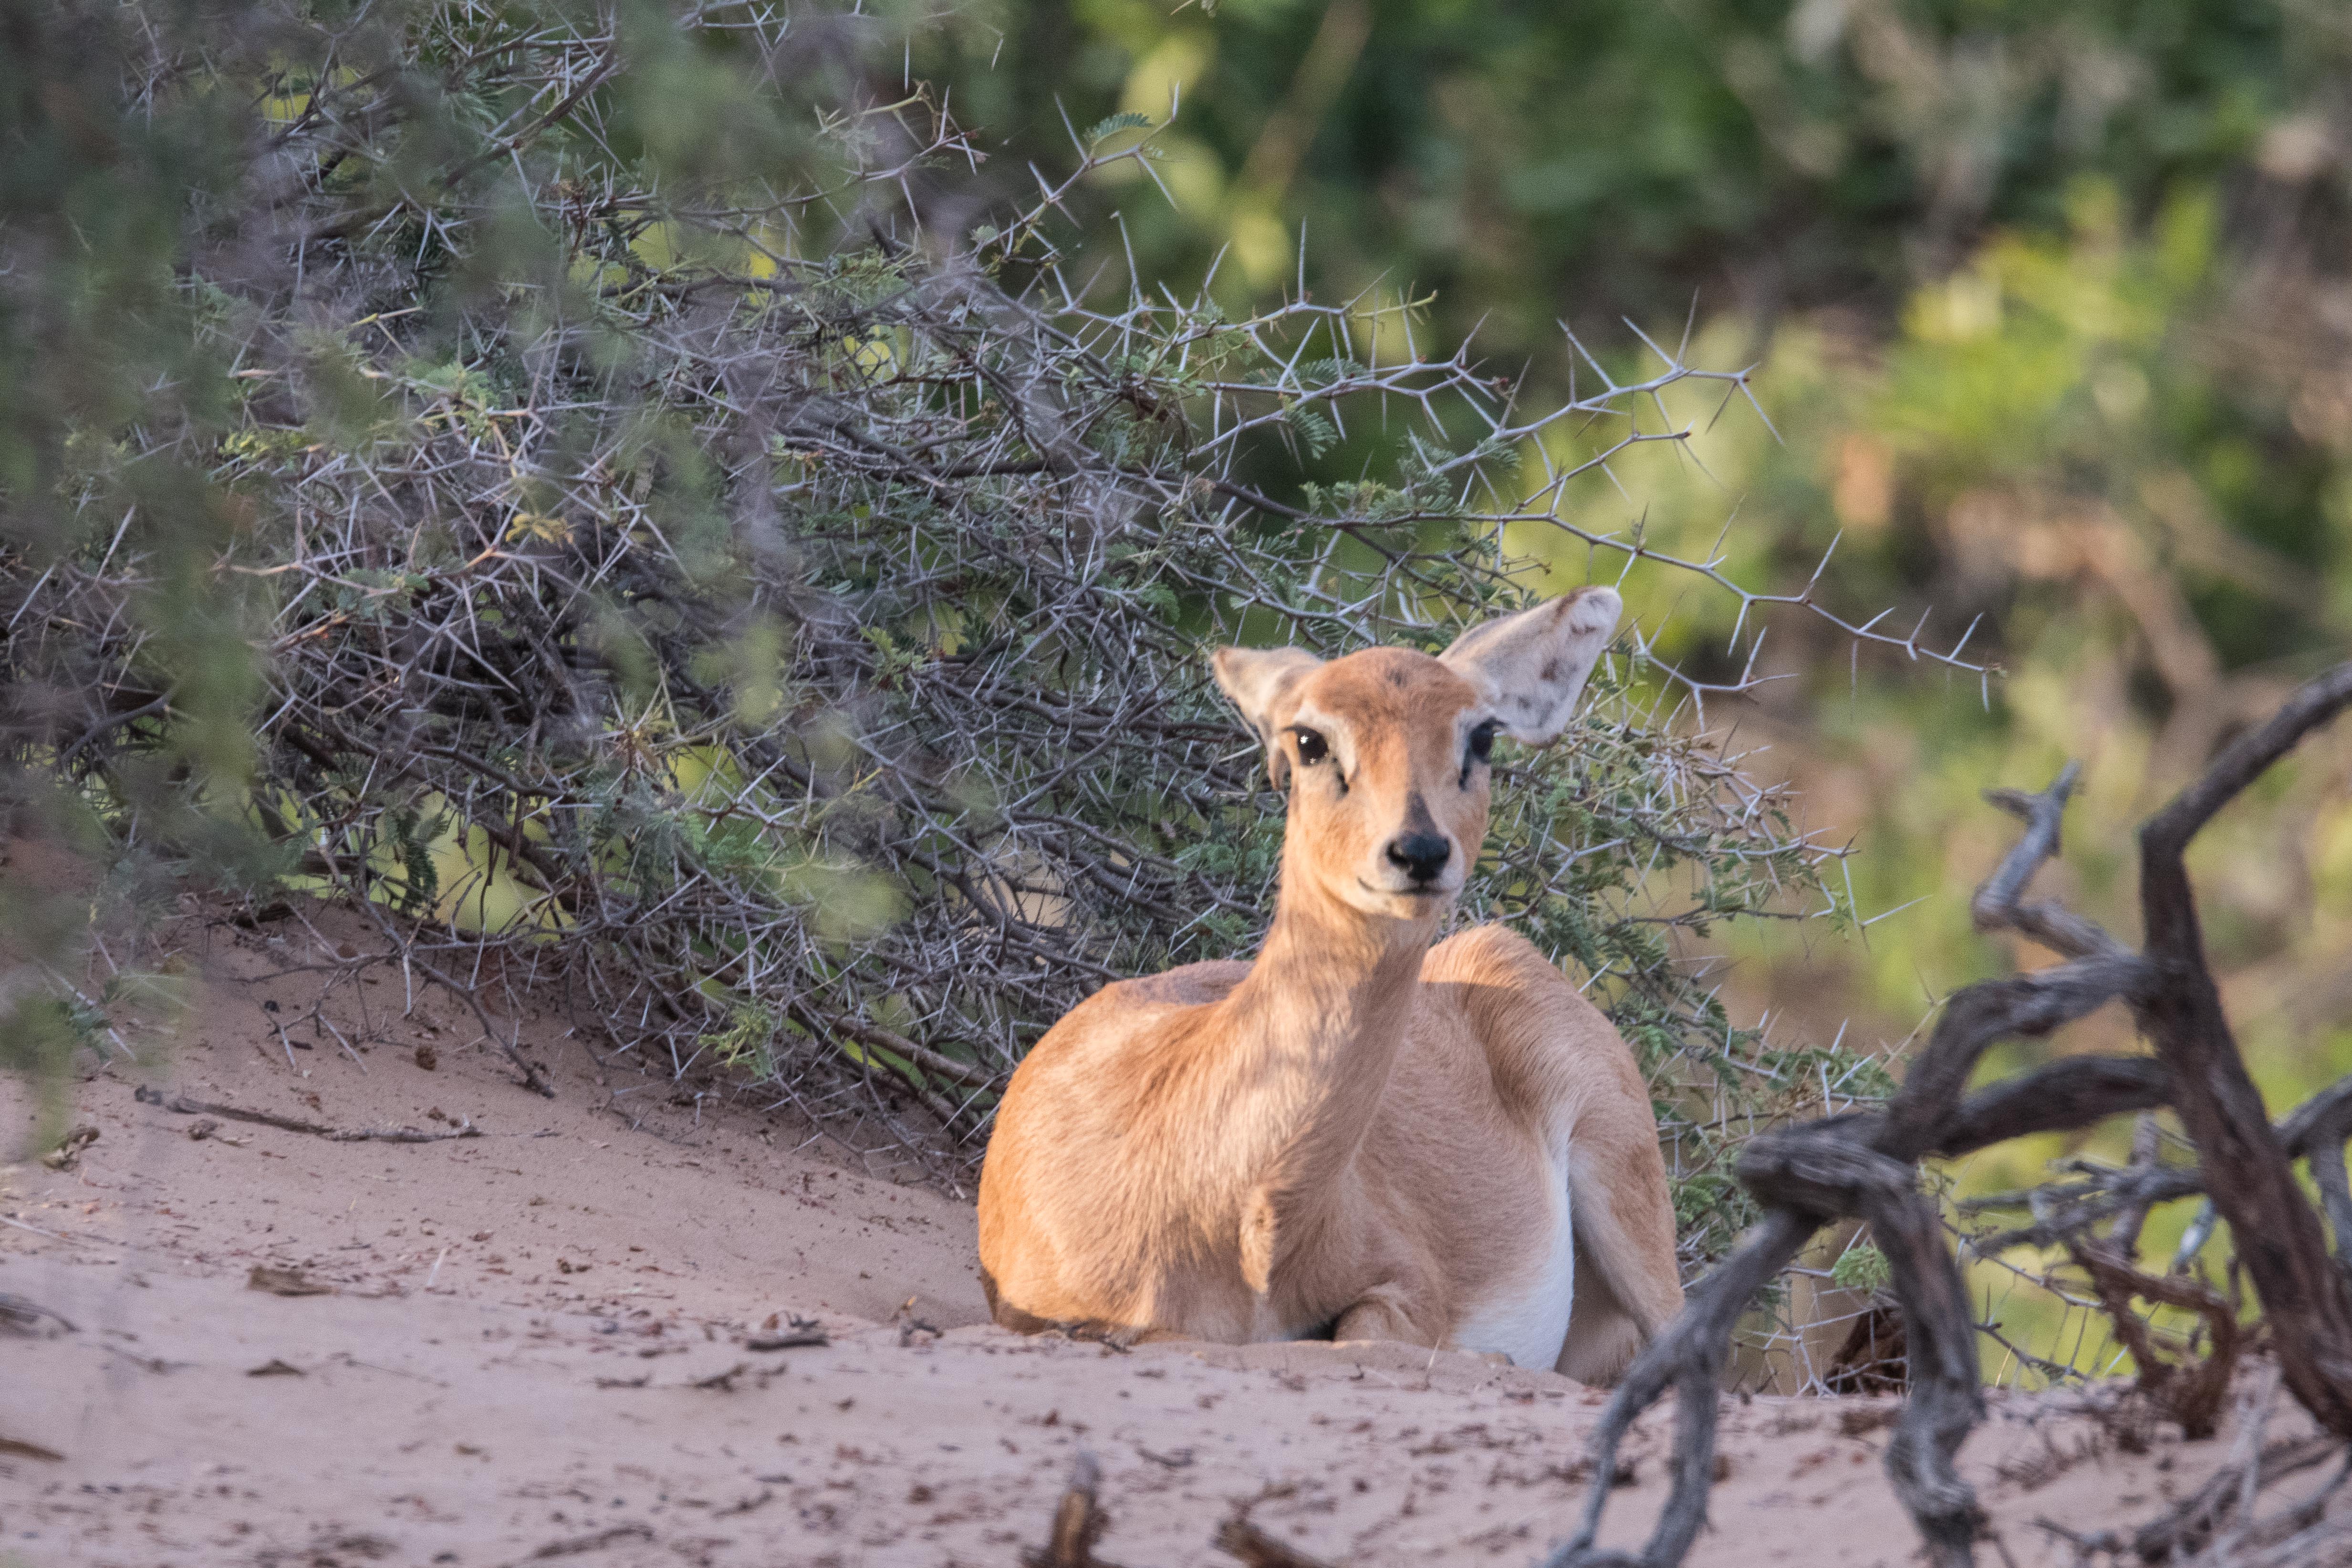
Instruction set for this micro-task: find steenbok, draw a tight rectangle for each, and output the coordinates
[977,590,1682,1380]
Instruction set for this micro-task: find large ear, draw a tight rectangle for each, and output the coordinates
[1210,644,1324,786]
[1438,587,1622,745]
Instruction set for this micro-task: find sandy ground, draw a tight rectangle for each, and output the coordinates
[0,904,2320,1567]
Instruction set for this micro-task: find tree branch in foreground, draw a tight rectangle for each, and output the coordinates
[1547,661,2352,1568]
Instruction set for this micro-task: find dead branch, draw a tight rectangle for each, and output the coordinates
[1214,1514,1339,1568]
[687,1361,752,1391]
[2043,1371,2352,1566]
[2127,1434,2341,1561]
[0,1292,77,1336]
[2281,1078,2352,1262]
[1960,1068,2352,1255]
[2136,663,2352,1435]
[141,1088,480,1144]
[1022,1451,1124,1568]
[2067,1239,2238,1439]
[520,1523,656,1562]
[2108,1113,2165,1258]
[1549,660,2352,1568]
[0,1435,66,1463]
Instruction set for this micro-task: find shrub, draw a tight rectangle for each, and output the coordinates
[2,0,1931,1277]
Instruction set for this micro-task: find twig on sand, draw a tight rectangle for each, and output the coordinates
[1023,1451,1125,1568]
[40,1124,98,1170]
[0,1435,66,1463]
[895,1295,941,1346]
[2034,1418,2345,1565]
[248,1264,333,1297]
[137,1086,480,1143]
[1215,1513,1339,1568]
[1018,1450,1339,1568]
[0,1292,78,1336]
[687,1361,752,1391]
[0,1214,118,1253]
[520,1522,654,1560]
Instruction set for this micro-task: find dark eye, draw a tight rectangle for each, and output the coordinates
[1292,727,1329,767]
[1460,721,1497,788]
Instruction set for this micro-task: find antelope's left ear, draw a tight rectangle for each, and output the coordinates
[1438,587,1622,745]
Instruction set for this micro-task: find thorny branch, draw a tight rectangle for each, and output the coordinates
[5,2,1944,1224]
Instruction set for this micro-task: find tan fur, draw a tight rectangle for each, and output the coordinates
[976,592,1684,1381]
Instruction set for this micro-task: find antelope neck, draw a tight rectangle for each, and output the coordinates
[1205,865,1438,1198]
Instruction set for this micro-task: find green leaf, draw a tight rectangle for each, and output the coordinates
[1287,407,1339,459]
[1083,112,1152,146]
[1831,1243,1892,1294]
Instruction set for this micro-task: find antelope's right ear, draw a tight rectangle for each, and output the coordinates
[1211,645,1323,787]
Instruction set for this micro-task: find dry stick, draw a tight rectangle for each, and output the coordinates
[2106,1111,2165,1259]
[153,1092,479,1144]
[0,1292,78,1335]
[1213,1515,1339,1568]
[1551,1207,1817,1568]
[1966,1036,2352,1239]
[821,1011,996,1091]
[2227,1451,2352,1565]
[344,895,554,1099]
[2091,1367,2314,1568]
[2066,1238,2239,1439]
[0,1215,78,1245]
[788,1000,989,1134]
[0,1435,66,1463]
[1734,1128,1986,1559]
[2221,1513,2352,1568]
[2042,1433,2341,1562]
[2224,1367,2287,1560]
[1963,1062,2352,1258]
[2138,662,2352,1438]
[1590,973,2145,1561]
[1929,1056,2170,1160]
[1549,768,2154,1568]
[1555,667,2352,1568]
[1549,1026,2167,1568]
[2281,1077,2352,1262]
[1021,1450,1123,1568]
[517,1523,655,1563]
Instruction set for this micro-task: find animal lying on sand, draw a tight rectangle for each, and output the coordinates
[978,589,1683,1382]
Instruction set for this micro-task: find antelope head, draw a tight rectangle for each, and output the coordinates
[1212,587,1622,923]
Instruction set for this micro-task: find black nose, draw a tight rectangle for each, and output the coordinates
[1386,832,1452,885]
